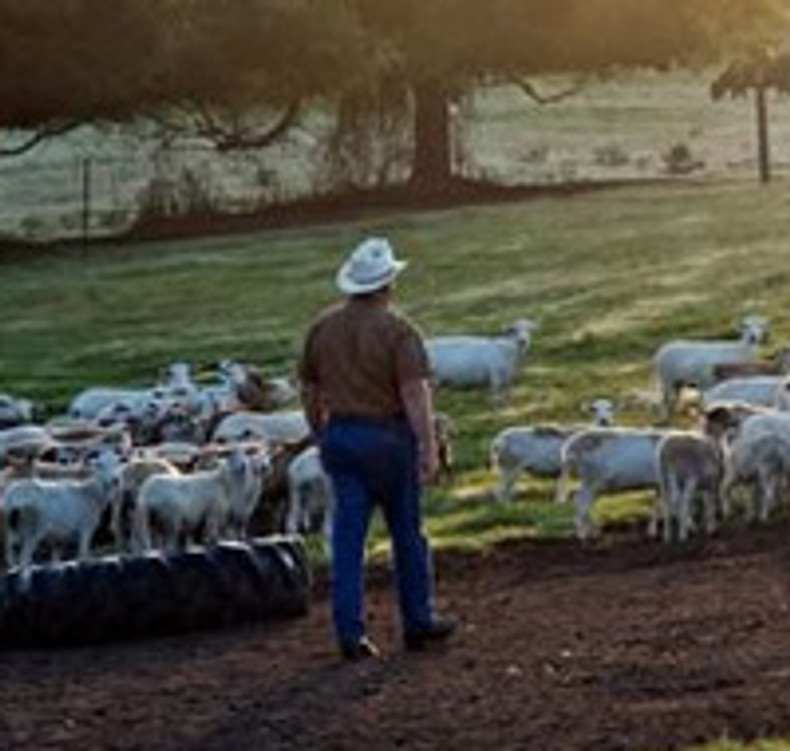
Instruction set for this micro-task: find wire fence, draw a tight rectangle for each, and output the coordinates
[1,72,789,244]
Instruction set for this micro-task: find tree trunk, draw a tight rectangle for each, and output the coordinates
[410,79,453,193]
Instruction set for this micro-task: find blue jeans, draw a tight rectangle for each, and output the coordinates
[321,416,436,646]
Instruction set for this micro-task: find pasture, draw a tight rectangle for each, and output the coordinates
[5,176,790,749]
[3,176,790,544]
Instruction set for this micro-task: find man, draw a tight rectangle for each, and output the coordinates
[298,236,455,661]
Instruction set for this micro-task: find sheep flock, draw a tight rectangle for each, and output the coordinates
[3,313,790,572]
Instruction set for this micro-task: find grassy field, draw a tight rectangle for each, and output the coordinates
[3,176,790,548]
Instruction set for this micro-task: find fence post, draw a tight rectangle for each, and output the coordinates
[81,157,92,246]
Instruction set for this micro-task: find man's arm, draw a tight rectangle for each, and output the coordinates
[400,378,438,485]
[300,379,327,439]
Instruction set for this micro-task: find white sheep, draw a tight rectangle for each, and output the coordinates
[712,347,790,382]
[489,398,615,503]
[702,375,789,411]
[68,386,157,421]
[134,447,252,551]
[652,431,724,542]
[0,425,55,466]
[220,445,269,540]
[426,318,538,403]
[211,409,310,445]
[3,449,120,569]
[114,456,181,552]
[284,446,334,545]
[0,394,34,428]
[556,426,669,539]
[652,316,768,419]
[215,360,298,411]
[719,412,790,522]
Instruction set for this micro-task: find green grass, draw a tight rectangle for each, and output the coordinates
[691,741,790,751]
[4,177,790,549]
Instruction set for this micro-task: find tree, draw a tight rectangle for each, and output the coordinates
[341,0,790,192]
[1,0,788,195]
[0,0,366,155]
[711,50,790,183]
[0,0,170,153]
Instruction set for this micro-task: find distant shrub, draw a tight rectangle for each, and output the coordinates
[662,143,705,175]
[593,144,630,168]
[521,145,550,164]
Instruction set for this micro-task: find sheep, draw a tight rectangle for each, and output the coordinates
[284,446,334,545]
[490,398,615,503]
[139,441,204,472]
[702,375,789,411]
[697,403,790,522]
[114,456,181,552]
[0,425,55,466]
[0,394,34,429]
[652,431,724,542]
[158,361,203,415]
[133,447,252,551]
[713,410,790,521]
[433,412,457,486]
[215,360,299,412]
[652,316,768,419]
[555,426,669,539]
[68,386,157,421]
[700,400,771,443]
[251,437,315,536]
[720,430,790,524]
[426,318,538,403]
[712,347,790,382]
[211,409,310,445]
[146,404,207,445]
[2,449,121,569]
[213,442,270,540]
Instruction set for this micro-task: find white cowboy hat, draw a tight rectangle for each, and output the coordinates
[336,237,407,295]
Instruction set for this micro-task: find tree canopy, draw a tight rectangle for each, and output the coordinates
[2,0,789,186]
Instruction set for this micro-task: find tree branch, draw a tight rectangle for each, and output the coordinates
[0,121,83,156]
[510,76,590,104]
[143,101,301,152]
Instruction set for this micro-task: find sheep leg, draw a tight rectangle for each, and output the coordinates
[77,529,93,561]
[495,468,519,504]
[719,466,737,521]
[646,496,660,539]
[18,535,39,570]
[658,383,675,422]
[555,464,571,505]
[758,470,777,523]
[659,474,679,543]
[677,478,697,542]
[702,490,718,535]
[133,504,153,552]
[110,497,125,551]
[490,372,508,408]
[285,489,302,535]
[5,526,17,569]
[574,485,596,540]
[204,508,222,545]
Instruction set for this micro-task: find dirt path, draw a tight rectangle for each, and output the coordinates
[2,524,790,750]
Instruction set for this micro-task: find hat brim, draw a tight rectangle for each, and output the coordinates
[336,260,407,295]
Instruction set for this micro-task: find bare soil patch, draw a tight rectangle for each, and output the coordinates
[2,523,790,750]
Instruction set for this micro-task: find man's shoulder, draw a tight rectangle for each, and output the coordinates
[387,306,424,337]
[309,302,346,329]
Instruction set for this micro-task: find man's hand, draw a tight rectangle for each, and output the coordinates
[419,445,439,486]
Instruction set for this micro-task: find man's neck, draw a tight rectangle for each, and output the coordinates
[349,288,391,307]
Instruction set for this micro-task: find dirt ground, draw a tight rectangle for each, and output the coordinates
[2,522,790,751]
